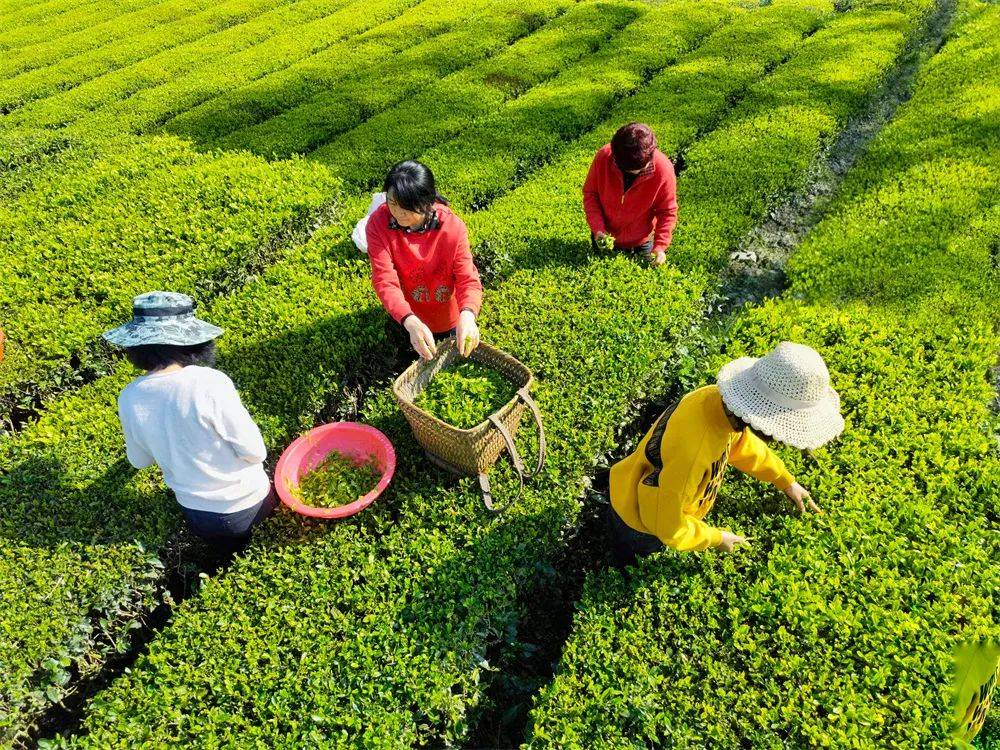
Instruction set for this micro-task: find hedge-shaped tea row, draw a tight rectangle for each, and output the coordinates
[179,0,579,154]
[59,0,944,744]
[0,1,748,730]
[0,0,294,112]
[254,0,651,174]
[0,126,71,174]
[311,0,739,197]
[0,0,222,79]
[0,0,152,52]
[0,130,339,429]
[0,0,407,130]
[526,2,1000,746]
[69,0,530,139]
[203,0,639,158]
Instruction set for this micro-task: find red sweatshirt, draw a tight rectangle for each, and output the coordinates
[366,202,483,334]
[582,144,679,252]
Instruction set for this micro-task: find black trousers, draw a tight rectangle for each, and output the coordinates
[606,504,664,568]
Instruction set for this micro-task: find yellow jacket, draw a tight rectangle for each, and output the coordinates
[610,385,794,551]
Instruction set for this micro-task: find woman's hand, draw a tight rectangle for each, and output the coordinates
[456,309,480,357]
[784,482,822,513]
[595,232,615,252]
[649,250,666,266]
[717,531,749,553]
[403,315,437,361]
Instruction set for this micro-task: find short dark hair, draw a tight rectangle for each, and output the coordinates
[383,160,448,212]
[124,341,217,371]
[611,122,657,172]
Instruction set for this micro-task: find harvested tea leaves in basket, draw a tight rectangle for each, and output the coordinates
[415,359,517,429]
[292,453,381,509]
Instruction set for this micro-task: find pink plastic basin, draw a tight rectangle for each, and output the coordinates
[275,422,395,519]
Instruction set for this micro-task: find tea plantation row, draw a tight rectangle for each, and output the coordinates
[526,0,1000,745]
[45,0,944,744]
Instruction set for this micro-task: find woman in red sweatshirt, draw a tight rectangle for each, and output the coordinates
[366,161,483,361]
[583,122,679,266]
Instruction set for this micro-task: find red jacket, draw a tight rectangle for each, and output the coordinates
[582,144,678,252]
[366,202,483,333]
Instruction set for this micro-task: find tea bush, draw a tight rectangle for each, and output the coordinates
[0,0,296,110]
[309,0,651,183]
[527,1,1000,745]
[318,0,743,204]
[209,0,645,158]
[58,0,940,744]
[197,0,577,157]
[0,0,409,130]
[0,0,152,51]
[0,128,339,429]
[0,0,223,80]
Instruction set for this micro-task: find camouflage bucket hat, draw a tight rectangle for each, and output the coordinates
[102,291,223,348]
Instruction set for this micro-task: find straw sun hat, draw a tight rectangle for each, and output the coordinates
[103,291,223,348]
[717,341,844,451]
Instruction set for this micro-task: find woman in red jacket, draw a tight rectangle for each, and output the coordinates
[583,122,678,266]
[366,161,483,361]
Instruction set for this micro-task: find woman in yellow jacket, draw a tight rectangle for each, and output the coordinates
[609,342,844,564]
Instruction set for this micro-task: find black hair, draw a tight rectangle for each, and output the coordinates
[124,341,217,372]
[723,403,775,443]
[383,160,448,213]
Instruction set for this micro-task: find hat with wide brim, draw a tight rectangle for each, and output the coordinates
[103,291,223,348]
[717,342,844,451]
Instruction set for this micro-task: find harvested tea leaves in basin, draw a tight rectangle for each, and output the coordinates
[415,359,517,429]
[292,453,382,509]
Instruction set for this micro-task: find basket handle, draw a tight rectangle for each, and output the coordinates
[478,390,546,513]
[516,387,546,478]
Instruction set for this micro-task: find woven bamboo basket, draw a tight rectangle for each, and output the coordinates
[392,339,545,511]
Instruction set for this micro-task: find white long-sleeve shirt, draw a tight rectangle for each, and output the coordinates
[117,366,270,513]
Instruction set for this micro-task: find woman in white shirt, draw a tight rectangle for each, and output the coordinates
[103,291,275,548]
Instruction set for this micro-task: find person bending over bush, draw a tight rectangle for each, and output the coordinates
[104,292,275,551]
[583,122,679,266]
[608,342,844,565]
[360,160,483,361]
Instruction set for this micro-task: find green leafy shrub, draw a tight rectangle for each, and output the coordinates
[1,0,413,130]
[415,360,518,429]
[208,0,640,158]
[0,0,153,53]
[0,0,223,80]
[312,0,648,185]
[0,129,339,429]
[0,0,294,110]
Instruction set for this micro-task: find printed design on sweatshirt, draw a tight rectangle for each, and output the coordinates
[697,448,731,513]
[960,663,999,739]
[411,286,430,303]
[434,285,453,303]
[641,400,680,488]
